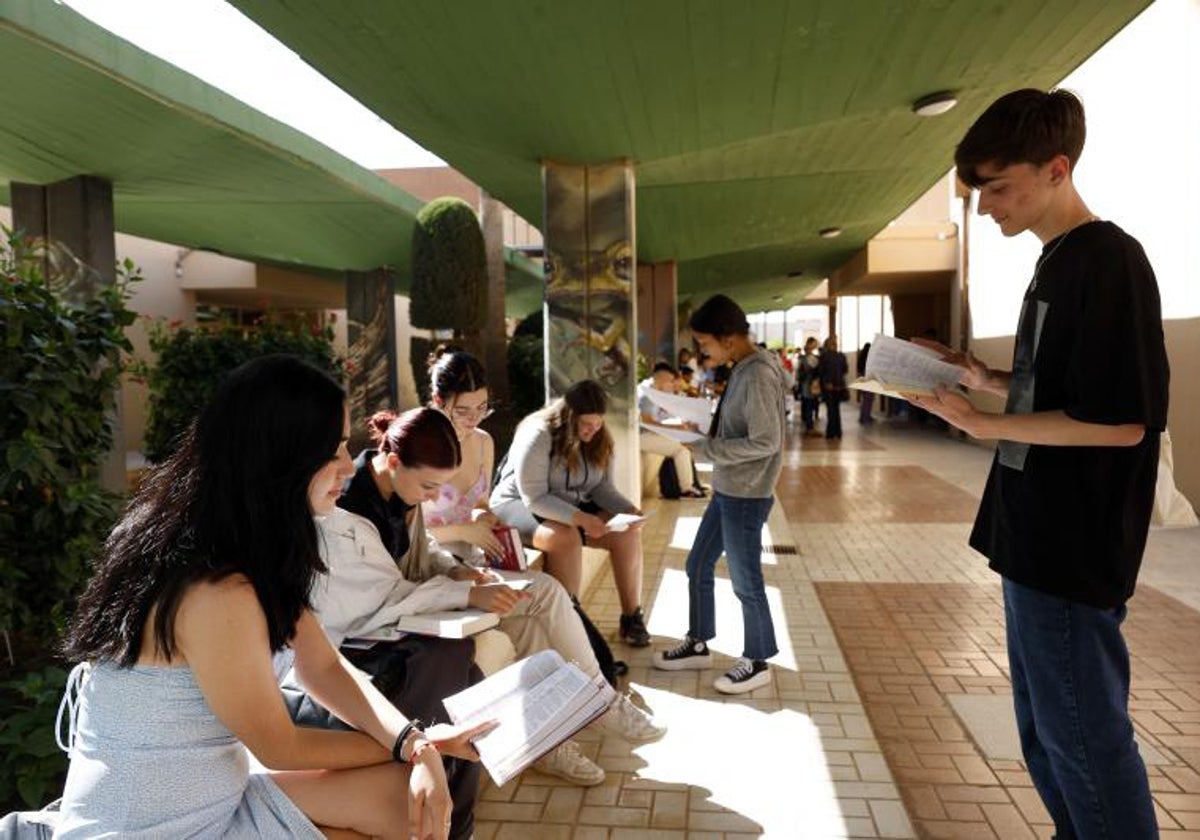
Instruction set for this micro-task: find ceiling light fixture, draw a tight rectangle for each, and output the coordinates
[818,227,842,239]
[912,90,958,117]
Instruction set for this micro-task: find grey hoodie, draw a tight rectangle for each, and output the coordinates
[693,349,789,498]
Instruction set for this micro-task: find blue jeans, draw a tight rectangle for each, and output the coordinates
[1003,578,1156,840]
[686,492,778,661]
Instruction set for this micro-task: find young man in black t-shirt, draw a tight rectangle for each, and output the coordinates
[910,89,1168,840]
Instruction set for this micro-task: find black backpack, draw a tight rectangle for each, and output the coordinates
[658,457,682,499]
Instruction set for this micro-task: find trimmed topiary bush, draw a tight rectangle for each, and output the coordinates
[410,197,487,334]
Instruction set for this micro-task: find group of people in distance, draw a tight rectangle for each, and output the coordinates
[51,86,1167,840]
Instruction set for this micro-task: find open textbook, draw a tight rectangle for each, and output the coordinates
[850,333,964,399]
[443,649,615,786]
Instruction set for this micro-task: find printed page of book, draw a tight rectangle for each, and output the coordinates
[443,650,615,786]
[641,388,714,430]
[855,333,964,398]
[639,422,706,444]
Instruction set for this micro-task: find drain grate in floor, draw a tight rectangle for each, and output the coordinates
[762,545,799,555]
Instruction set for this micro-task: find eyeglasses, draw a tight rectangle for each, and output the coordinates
[450,402,493,421]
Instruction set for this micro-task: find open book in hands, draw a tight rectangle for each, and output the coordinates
[442,649,615,786]
[850,333,964,400]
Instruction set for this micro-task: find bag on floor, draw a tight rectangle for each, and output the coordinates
[571,596,621,687]
[658,457,682,499]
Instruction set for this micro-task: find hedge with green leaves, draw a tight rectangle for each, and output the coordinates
[410,197,487,332]
[138,321,344,463]
[0,229,136,808]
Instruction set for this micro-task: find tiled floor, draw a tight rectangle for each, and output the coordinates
[473,412,1200,839]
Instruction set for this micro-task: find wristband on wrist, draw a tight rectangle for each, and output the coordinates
[391,720,423,764]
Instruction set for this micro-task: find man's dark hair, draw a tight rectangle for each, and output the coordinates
[955,88,1086,188]
[689,294,749,337]
[652,361,677,376]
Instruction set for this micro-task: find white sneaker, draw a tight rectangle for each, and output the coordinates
[713,657,771,694]
[596,692,667,742]
[532,740,605,786]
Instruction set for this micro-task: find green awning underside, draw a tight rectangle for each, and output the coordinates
[3,0,1152,313]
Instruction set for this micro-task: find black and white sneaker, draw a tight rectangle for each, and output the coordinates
[652,637,713,671]
[713,657,771,694]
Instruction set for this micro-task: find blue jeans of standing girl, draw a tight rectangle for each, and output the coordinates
[685,492,778,661]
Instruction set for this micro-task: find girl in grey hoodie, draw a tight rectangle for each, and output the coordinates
[652,295,789,694]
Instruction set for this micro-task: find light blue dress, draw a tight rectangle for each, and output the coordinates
[54,660,323,839]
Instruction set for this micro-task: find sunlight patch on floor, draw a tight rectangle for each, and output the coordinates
[669,512,787,566]
[647,567,798,670]
[630,684,849,837]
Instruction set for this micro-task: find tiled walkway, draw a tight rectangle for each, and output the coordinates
[473,412,1200,839]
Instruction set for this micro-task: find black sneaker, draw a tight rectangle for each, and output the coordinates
[619,607,651,647]
[713,657,771,694]
[652,636,713,671]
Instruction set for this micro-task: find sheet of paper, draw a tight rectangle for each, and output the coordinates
[862,334,964,395]
[640,422,706,444]
[641,388,714,429]
[606,512,649,532]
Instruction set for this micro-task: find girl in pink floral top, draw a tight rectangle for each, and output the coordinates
[421,350,507,563]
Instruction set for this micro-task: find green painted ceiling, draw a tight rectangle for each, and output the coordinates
[0,0,423,276]
[233,0,1151,312]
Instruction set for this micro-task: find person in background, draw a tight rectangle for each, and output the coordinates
[857,341,875,425]
[911,87,1168,839]
[638,361,706,500]
[652,295,789,694]
[55,355,468,840]
[797,336,822,436]
[819,335,848,440]
[490,381,652,649]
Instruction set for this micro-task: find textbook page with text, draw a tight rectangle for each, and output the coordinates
[443,649,614,785]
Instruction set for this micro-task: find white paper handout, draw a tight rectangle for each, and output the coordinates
[639,422,706,444]
[850,333,964,399]
[641,388,714,430]
[605,512,649,532]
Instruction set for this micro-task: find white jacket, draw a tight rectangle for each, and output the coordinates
[312,507,473,646]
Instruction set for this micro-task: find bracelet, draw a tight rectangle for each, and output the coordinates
[391,719,423,764]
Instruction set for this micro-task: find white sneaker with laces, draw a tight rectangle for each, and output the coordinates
[596,692,667,742]
[713,657,771,694]
[532,739,605,786]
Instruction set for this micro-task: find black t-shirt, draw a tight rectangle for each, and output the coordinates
[969,221,1169,608]
[337,449,413,562]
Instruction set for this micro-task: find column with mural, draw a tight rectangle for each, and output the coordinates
[345,267,399,453]
[542,161,639,500]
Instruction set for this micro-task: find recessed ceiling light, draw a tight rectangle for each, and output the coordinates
[771,294,783,302]
[786,269,804,278]
[912,90,958,117]
[818,227,842,239]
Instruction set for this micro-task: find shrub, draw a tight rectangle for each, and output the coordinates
[410,197,487,334]
[137,321,344,463]
[506,310,545,419]
[0,229,137,809]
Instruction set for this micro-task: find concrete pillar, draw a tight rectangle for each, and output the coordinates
[542,161,639,501]
[11,176,124,492]
[345,268,399,453]
[636,261,677,371]
[479,191,511,407]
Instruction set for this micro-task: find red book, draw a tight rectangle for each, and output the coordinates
[487,526,527,572]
